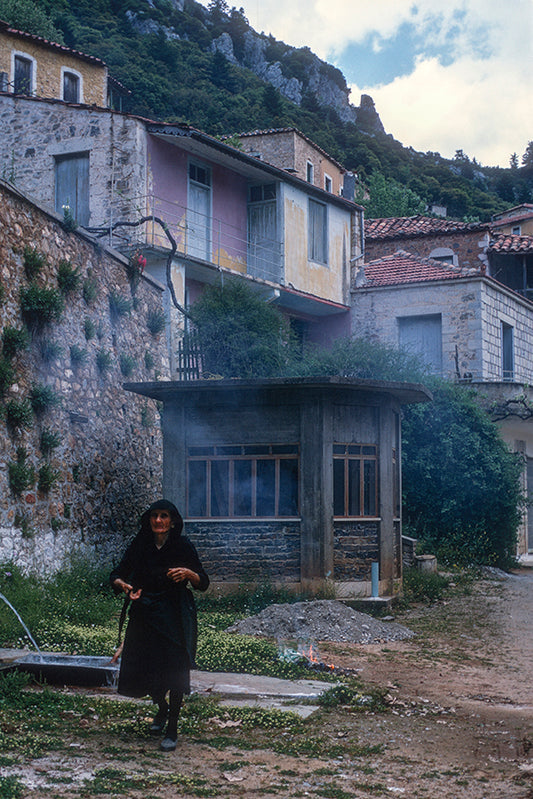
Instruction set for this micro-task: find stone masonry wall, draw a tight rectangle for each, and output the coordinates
[333,521,379,580]
[0,30,107,106]
[0,95,146,229]
[0,180,167,574]
[365,229,490,272]
[480,282,533,382]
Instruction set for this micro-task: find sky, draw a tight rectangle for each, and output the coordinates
[198,0,533,168]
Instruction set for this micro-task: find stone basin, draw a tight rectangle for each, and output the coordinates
[13,653,119,687]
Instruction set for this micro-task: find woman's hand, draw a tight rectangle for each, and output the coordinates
[167,567,200,588]
[113,578,141,600]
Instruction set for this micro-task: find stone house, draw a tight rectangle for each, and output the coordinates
[351,249,533,555]
[127,376,430,597]
[0,178,166,573]
[491,204,533,237]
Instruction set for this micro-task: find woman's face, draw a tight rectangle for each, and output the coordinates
[150,509,172,535]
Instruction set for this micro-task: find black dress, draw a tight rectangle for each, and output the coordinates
[110,529,209,698]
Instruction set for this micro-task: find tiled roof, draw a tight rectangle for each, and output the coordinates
[488,233,533,253]
[0,19,105,66]
[365,215,488,240]
[359,250,481,288]
[491,211,533,227]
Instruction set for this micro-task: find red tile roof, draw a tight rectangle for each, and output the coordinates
[359,250,482,288]
[489,233,533,253]
[0,19,105,66]
[365,215,488,240]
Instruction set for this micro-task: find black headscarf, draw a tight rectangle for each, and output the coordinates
[139,499,184,538]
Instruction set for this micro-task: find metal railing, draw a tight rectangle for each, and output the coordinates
[105,194,284,285]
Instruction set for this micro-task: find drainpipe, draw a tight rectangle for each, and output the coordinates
[371,561,379,598]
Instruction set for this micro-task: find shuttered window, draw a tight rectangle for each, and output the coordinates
[14,56,32,94]
[308,199,327,264]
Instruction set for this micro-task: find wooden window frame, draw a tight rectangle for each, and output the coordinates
[308,198,328,265]
[333,443,378,519]
[187,443,300,519]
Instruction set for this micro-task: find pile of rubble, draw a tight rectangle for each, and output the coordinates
[226,599,415,645]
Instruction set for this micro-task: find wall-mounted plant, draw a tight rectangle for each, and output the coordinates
[8,447,35,495]
[141,405,154,428]
[82,271,98,305]
[70,344,87,369]
[61,204,78,232]
[20,284,64,332]
[119,353,136,377]
[40,427,61,458]
[63,503,71,519]
[144,350,155,370]
[29,383,60,417]
[109,291,132,324]
[146,308,166,336]
[96,321,105,341]
[96,348,112,374]
[50,517,65,532]
[126,249,147,295]
[57,259,81,296]
[83,318,96,340]
[38,463,59,493]
[14,512,34,539]
[72,463,81,483]
[39,337,63,363]
[0,358,15,398]
[5,398,33,432]
[2,326,29,359]
[0,282,5,304]
[23,246,46,280]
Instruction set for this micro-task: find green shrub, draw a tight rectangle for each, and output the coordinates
[20,283,64,331]
[140,405,153,427]
[69,344,87,367]
[37,463,59,493]
[119,353,136,377]
[144,350,155,370]
[2,327,29,359]
[57,259,80,295]
[5,399,33,432]
[40,427,61,457]
[8,447,35,495]
[109,291,131,323]
[401,567,450,604]
[0,282,5,304]
[29,383,60,416]
[61,204,78,232]
[83,317,96,340]
[0,358,15,397]
[146,308,166,336]
[22,246,46,280]
[38,337,62,363]
[82,274,98,305]
[96,348,112,374]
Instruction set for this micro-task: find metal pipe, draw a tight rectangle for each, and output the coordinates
[371,561,379,598]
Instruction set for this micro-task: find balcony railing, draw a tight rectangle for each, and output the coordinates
[102,194,284,285]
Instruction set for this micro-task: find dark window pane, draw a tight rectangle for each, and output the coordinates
[234,459,252,516]
[348,445,361,455]
[256,460,275,516]
[249,185,262,202]
[188,461,206,516]
[279,459,299,516]
[188,446,213,456]
[263,183,276,200]
[271,445,298,454]
[333,444,345,455]
[348,460,361,516]
[14,56,31,94]
[211,460,229,516]
[333,458,345,516]
[363,460,376,516]
[362,446,375,456]
[218,446,241,455]
[243,445,269,455]
[63,72,79,103]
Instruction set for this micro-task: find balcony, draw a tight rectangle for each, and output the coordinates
[100,194,284,286]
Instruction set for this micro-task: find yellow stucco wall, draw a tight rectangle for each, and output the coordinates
[0,30,107,105]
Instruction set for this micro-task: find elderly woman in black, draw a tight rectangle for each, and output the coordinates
[111,499,209,751]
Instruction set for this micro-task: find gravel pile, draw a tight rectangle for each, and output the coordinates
[226,599,415,645]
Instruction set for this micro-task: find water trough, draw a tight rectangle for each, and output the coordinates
[13,653,119,687]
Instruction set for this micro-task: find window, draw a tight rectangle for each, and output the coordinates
[324,174,332,193]
[429,247,455,265]
[188,161,211,261]
[54,152,90,226]
[333,444,378,517]
[62,69,81,103]
[187,444,299,518]
[308,198,327,264]
[398,314,442,374]
[13,54,33,94]
[501,321,514,381]
[306,161,314,184]
[248,183,280,281]
[512,225,521,235]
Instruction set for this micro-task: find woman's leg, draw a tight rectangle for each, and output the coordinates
[160,690,183,749]
[149,691,169,733]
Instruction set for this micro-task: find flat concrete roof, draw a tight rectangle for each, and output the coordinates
[124,376,432,405]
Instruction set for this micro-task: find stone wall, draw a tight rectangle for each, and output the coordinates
[365,229,490,273]
[0,95,146,229]
[480,281,533,382]
[0,29,107,106]
[0,180,167,574]
[333,522,379,581]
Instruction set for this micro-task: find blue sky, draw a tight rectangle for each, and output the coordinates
[198,0,533,167]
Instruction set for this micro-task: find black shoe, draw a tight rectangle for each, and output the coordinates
[160,735,177,751]
[149,709,168,735]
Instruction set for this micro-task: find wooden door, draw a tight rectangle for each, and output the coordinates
[54,152,90,226]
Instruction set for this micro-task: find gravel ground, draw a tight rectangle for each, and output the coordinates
[226,599,415,644]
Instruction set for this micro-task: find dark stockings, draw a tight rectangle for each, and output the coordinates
[165,689,183,740]
[151,691,168,724]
